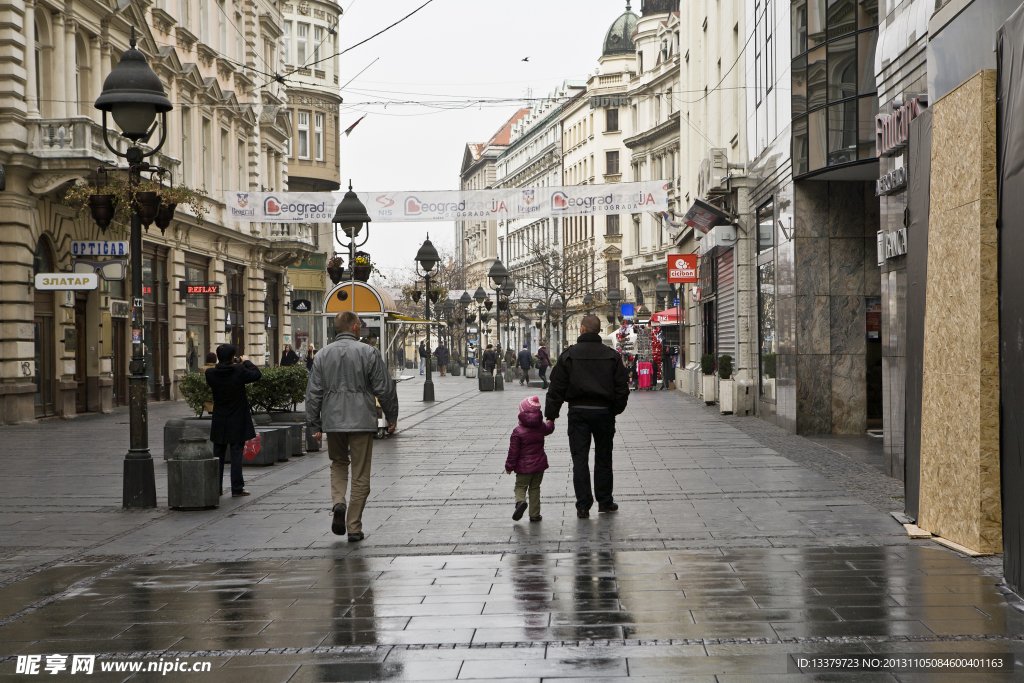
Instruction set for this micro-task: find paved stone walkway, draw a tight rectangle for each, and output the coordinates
[0,375,1021,681]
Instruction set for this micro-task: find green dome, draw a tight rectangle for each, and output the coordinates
[603,3,638,57]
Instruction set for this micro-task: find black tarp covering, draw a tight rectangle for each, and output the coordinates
[904,109,932,522]
[998,2,1024,594]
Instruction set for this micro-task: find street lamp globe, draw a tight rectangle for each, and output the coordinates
[535,302,546,314]
[583,293,594,308]
[94,30,172,141]
[655,278,672,296]
[414,236,440,274]
[332,183,372,237]
[502,277,515,296]
[487,259,509,288]
[459,291,472,306]
[607,289,622,305]
[473,286,487,303]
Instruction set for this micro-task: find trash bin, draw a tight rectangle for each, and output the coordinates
[243,428,281,466]
[163,418,211,460]
[167,436,219,510]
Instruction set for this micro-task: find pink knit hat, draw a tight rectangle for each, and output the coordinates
[519,395,541,414]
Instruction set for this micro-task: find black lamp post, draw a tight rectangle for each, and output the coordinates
[443,299,455,374]
[535,302,547,347]
[501,277,515,384]
[459,290,472,375]
[552,297,565,350]
[332,184,372,314]
[655,278,675,390]
[415,237,440,401]
[473,286,487,387]
[607,288,622,325]
[487,259,510,391]
[94,28,173,510]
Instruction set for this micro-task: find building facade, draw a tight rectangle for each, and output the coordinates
[0,0,329,424]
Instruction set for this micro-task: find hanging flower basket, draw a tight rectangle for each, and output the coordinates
[498,299,508,311]
[326,254,345,285]
[352,265,372,282]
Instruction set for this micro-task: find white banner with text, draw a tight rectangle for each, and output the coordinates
[223,181,670,223]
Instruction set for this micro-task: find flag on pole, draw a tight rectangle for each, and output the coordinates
[344,115,366,136]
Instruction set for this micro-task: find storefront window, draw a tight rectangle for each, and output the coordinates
[225,265,245,354]
[291,289,324,359]
[758,260,777,399]
[757,199,775,252]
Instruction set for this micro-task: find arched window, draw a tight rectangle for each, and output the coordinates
[33,12,50,117]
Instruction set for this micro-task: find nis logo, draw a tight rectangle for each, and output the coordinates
[374,194,396,216]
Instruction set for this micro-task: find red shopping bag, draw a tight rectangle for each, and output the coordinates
[243,433,262,461]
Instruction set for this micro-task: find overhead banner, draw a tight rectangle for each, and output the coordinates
[223,181,669,223]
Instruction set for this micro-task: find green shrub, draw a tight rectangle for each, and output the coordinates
[718,354,733,380]
[179,371,212,417]
[246,365,309,413]
[700,353,716,375]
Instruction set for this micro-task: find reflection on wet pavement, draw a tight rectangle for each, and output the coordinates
[1,546,1022,681]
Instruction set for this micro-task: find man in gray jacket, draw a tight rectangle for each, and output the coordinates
[306,310,398,541]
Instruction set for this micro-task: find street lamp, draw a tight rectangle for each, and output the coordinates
[94,28,173,509]
[332,183,372,313]
[552,297,565,350]
[535,301,547,348]
[487,259,509,391]
[415,236,440,401]
[500,277,515,384]
[443,300,455,373]
[459,291,472,375]
[607,288,622,325]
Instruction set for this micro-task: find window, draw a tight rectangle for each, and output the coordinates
[654,94,661,123]
[284,111,292,156]
[631,104,638,131]
[313,26,323,63]
[199,0,208,43]
[218,0,226,51]
[181,0,190,30]
[765,0,774,94]
[633,214,641,252]
[757,199,774,253]
[201,118,212,190]
[607,214,620,235]
[607,260,620,293]
[237,138,246,190]
[283,21,292,63]
[220,129,229,190]
[297,111,309,158]
[757,259,776,399]
[236,12,244,61]
[314,112,324,160]
[181,107,192,186]
[605,107,618,132]
[297,23,308,65]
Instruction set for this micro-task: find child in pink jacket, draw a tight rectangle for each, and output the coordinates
[505,396,555,521]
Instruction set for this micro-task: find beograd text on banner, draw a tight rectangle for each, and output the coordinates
[222,181,670,223]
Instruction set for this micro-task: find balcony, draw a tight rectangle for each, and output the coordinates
[27,117,180,194]
[263,222,319,264]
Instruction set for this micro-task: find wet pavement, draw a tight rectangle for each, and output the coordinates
[1,376,1022,681]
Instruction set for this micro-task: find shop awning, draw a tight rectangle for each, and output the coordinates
[649,307,683,324]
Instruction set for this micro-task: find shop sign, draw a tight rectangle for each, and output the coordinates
[875,96,925,157]
[290,253,327,270]
[877,228,908,263]
[621,303,635,318]
[291,299,312,312]
[590,95,630,108]
[876,166,908,196]
[71,240,129,257]
[110,300,130,318]
[683,198,732,234]
[177,281,221,299]
[34,273,98,290]
[667,254,698,283]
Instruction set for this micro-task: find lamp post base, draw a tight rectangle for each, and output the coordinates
[123,456,157,508]
[423,379,435,402]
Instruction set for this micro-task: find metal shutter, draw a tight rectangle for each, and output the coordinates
[716,249,736,359]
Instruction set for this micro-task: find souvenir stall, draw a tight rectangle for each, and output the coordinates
[615,322,664,391]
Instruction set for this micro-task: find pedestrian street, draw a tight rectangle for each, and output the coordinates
[1,377,1021,681]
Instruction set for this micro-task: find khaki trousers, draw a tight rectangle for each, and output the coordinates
[326,432,374,534]
[514,472,544,518]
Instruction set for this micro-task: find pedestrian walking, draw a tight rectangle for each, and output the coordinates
[545,315,630,518]
[418,340,428,375]
[306,310,398,541]
[536,342,551,390]
[434,341,449,377]
[505,395,554,522]
[305,343,316,371]
[504,347,515,378]
[517,344,533,386]
[280,343,299,367]
[205,344,262,497]
[482,344,497,375]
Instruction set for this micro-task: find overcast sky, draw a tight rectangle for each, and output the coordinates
[333,0,634,281]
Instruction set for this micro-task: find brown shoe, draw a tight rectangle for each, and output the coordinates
[231,490,251,497]
[348,532,365,542]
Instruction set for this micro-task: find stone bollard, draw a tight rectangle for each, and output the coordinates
[269,423,303,458]
[167,436,219,510]
[243,428,281,466]
[163,418,211,460]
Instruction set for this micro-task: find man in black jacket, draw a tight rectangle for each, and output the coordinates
[434,341,450,377]
[516,344,533,385]
[482,344,497,374]
[205,344,262,497]
[545,315,629,518]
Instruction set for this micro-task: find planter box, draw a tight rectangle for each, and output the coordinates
[245,428,282,466]
[479,372,494,391]
[163,417,211,461]
[719,379,735,414]
[267,423,303,459]
[702,374,717,405]
[451,364,461,376]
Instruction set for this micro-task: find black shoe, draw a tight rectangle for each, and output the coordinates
[577,509,589,518]
[599,502,619,513]
[231,490,250,497]
[512,501,528,521]
[530,515,542,522]
[348,531,365,542]
[331,503,347,536]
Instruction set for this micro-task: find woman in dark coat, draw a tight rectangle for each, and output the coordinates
[305,343,316,370]
[280,344,299,366]
[482,344,498,374]
[205,344,262,497]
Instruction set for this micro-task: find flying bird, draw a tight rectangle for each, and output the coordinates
[522,57,530,62]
